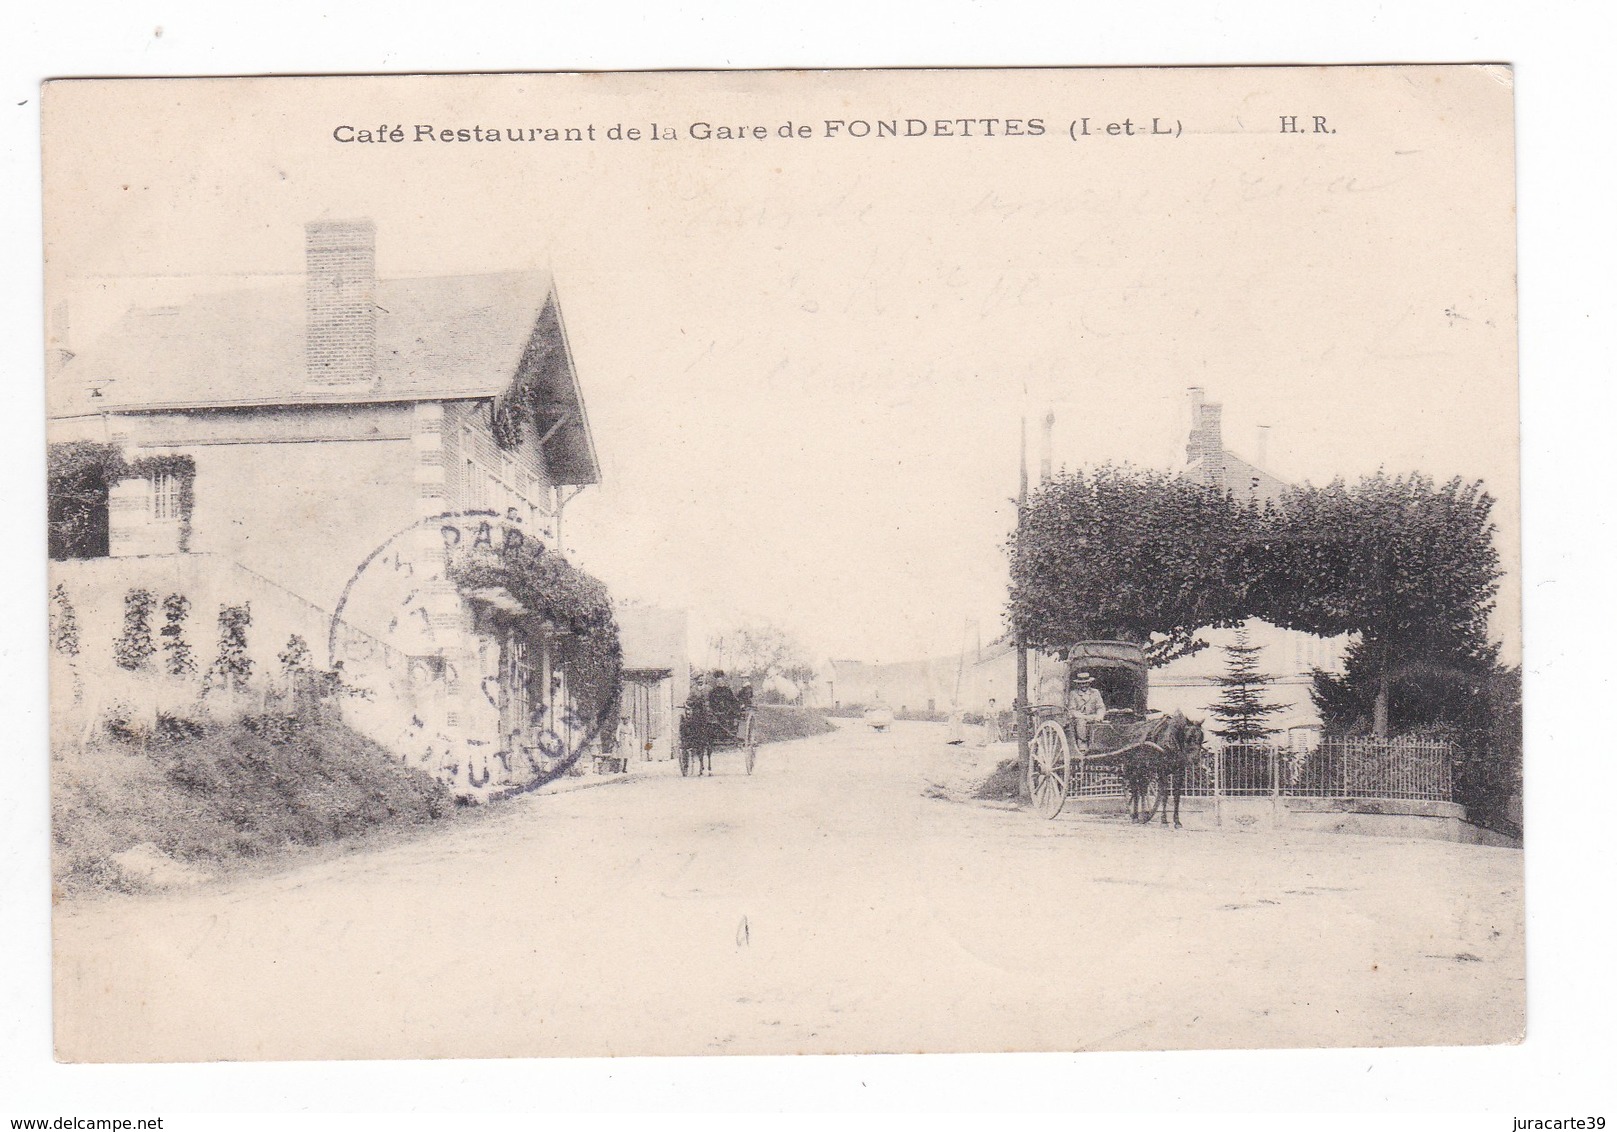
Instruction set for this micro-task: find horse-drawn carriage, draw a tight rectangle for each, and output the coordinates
[675,686,758,777]
[1025,641,1203,823]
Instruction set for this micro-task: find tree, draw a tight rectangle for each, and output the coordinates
[1311,652,1521,833]
[709,622,814,692]
[1007,464,1255,665]
[1254,473,1502,735]
[48,441,126,560]
[1005,459,1514,820]
[1207,628,1285,744]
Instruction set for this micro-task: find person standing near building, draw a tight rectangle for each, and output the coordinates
[617,711,641,764]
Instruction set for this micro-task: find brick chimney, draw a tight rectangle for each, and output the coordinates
[1185,387,1226,490]
[305,219,377,391]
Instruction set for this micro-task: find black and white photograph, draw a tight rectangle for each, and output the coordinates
[39,65,1525,1066]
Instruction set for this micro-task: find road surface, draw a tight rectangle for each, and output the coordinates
[54,721,1524,1061]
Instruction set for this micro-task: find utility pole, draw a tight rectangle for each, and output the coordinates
[1040,407,1055,483]
[1015,413,1031,801]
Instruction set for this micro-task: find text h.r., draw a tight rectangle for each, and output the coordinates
[1280,115,1334,133]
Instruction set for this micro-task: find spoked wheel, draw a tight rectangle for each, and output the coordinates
[1028,719,1071,820]
[742,714,757,775]
[678,746,691,777]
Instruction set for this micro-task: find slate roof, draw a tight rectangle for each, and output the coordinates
[51,270,600,484]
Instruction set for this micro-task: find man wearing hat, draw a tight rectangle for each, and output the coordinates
[707,669,741,735]
[1067,670,1107,745]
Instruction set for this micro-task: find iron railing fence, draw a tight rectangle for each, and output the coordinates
[1063,737,1455,803]
[1070,759,1129,797]
[1305,737,1454,801]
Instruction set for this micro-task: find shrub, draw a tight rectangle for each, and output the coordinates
[750,705,835,743]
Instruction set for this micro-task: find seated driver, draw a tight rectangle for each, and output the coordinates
[707,669,741,734]
[1067,670,1107,744]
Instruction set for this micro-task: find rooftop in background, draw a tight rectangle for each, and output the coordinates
[1185,386,1289,504]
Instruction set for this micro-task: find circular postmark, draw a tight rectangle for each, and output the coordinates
[326,509,618,801]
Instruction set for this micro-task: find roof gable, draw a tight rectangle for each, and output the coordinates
[52,269,601,484]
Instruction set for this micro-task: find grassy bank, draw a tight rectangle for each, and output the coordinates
[752,705,836,744]
[53,715,454,896]
[973,757,1024,801]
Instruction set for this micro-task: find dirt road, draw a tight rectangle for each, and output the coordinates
[54,721,1524,1061]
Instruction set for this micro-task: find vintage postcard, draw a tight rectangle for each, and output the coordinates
[43,66,1521,1062]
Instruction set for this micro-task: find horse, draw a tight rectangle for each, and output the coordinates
[679,703,714,775]
[1121,711,1205,829]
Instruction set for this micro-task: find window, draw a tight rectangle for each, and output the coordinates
[518,469,539,507]
[151,472,181,521]
[466,459,486,509]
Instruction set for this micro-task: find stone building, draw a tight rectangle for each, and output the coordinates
[48,219,604,798]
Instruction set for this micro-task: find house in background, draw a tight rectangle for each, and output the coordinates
[1155,386,1348,744]
[1183,385,1290,504]
[824,640,1018,718]
[48,218,604,797]
[826,655,964,715]
[616,603,689,761]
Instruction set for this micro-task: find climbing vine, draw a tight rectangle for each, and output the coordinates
[47,442,125,559]
[50,584,80,658]
[113,588,157,671]
[127,454,197,552]
[207,602,253,693]
[279,633,313,675]
[489,298,567,451]
[46,443,197,557]
[160,593,196,676]
[448,541,622,734]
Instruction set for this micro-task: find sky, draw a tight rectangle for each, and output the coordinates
[45,67,1519,666]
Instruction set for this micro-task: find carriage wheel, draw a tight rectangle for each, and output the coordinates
[678,746,691,777]
[1029,719,1071,820]
[743,714,757,775]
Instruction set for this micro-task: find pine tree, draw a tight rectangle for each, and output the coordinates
[1209,628,1285,744]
